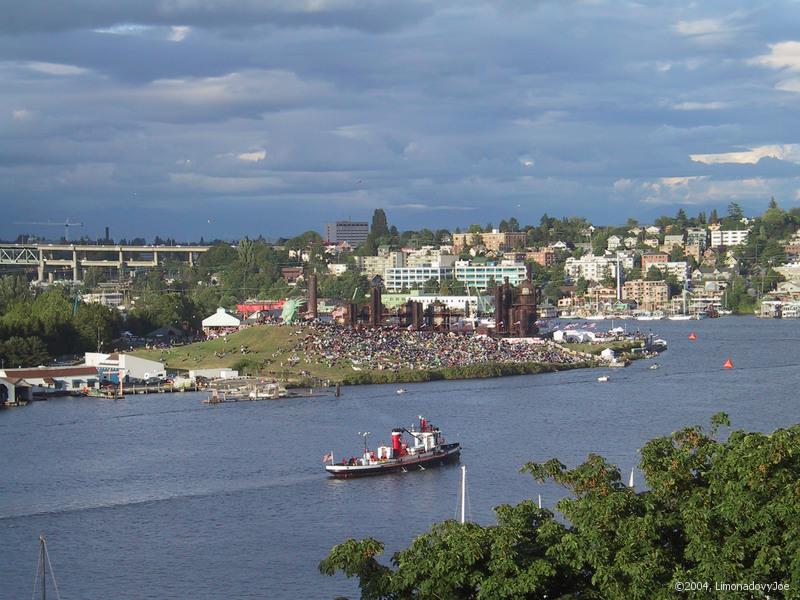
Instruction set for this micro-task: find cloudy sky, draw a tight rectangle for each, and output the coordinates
[3,0,800,241]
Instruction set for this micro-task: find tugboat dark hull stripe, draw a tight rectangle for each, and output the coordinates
[325,443,461,478]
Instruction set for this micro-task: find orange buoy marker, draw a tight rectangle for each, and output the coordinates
[723,358,734,369]
[688,331,697,341]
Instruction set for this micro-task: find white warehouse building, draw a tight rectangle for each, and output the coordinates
[84,353,166,382]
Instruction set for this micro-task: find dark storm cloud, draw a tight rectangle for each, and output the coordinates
[3,0,800,240]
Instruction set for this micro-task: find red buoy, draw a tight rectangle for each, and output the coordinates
[723,358,734,369]
[688,332,697,341]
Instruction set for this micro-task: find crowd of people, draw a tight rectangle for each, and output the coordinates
[293,323,589,372]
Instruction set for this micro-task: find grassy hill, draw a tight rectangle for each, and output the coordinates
[134,325,606,386]
[133,325,354,384]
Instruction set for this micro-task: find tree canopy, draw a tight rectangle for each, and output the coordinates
[321,414,800,599]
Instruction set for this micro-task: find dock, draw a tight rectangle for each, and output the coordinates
[86,384,201,399]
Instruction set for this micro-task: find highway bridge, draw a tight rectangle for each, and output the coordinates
[0,243,210,281]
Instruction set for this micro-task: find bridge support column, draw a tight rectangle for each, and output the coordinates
[72,249,79,282]
[37,250,44,282]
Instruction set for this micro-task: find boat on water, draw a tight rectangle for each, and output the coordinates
[668,314,692,321]
[597,375,610,382]
[33,534,61,598]
[396,388,407,395]
[636,311,665,321]
[324,416,461,478]
[649,363,660,370]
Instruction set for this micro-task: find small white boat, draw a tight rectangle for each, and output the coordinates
[668,314,692,321]
[396,388,407,395]
[649,363,660,370]
[597,375,610,382]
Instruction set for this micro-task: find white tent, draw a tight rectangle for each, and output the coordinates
[202,307,241,328]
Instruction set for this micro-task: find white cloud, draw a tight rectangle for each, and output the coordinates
[776,79,800,93]
[12,109,33,121]
[237,150,267,162]
[24,61,90,76]
[660,176,708,186]
[750,41,800,72]
[672,101,729,110]
[93,24,152,35]
[690,144,800,165]
[518,156,534,168]
[613,178,632,191]
[168,26,191,42]
[674,18,726,37]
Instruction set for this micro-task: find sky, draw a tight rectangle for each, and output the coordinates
[2,0,800,241]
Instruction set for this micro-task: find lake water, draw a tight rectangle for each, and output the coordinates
[2,317,799,599]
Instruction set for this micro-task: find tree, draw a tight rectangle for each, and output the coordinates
[575,276,589,295]
[645,266,664,281]
[370,209,389,240]
[0,275,30,312]
[0,336,50,368]
[725,202,744,226]
[321,415,800,600]
[422,278,439,294]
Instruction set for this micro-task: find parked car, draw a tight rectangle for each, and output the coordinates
[145,376,162,385]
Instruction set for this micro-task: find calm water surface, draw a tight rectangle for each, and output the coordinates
[2,317,799,599]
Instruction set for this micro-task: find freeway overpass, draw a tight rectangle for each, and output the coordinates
[0,243,210,281]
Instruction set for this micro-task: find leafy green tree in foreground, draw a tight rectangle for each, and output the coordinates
[321,414,800,599]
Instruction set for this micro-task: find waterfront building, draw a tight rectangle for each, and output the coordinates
[0,377,33,406]
[0,365,99,393]
[641,251,669,273]
[84,353,166,382]
[663,234,684,249]
[356,251,406,277]
[451,230,527,253]
[381,292,492,313]
[780,301,800,318]
[565,255,617,283]
[686,227,708,250]
[528,248,556,266]
[405,248,455,268]
[606,235,622,251]
[775,262,800,283]
[384,265,454,291]
[324,220,369,246]
[710,229,749,248]
[622,279,670,311]
[760,300,782,318]
[453,260,527,290]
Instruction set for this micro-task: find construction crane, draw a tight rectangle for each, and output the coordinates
[13,219,84,241]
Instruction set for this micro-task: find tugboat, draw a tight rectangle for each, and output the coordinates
[324,416,461,478]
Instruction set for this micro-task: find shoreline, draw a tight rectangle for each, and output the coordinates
[336,359,599,386]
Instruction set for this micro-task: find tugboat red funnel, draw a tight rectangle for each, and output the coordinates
[688,332,697,341]
[723,358,734,369]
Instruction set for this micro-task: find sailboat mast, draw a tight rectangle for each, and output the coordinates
[40,534,46,600]
[460,465,466,524]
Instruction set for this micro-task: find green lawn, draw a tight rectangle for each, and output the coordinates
[133,325,613,385]
[133,325,356,383]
